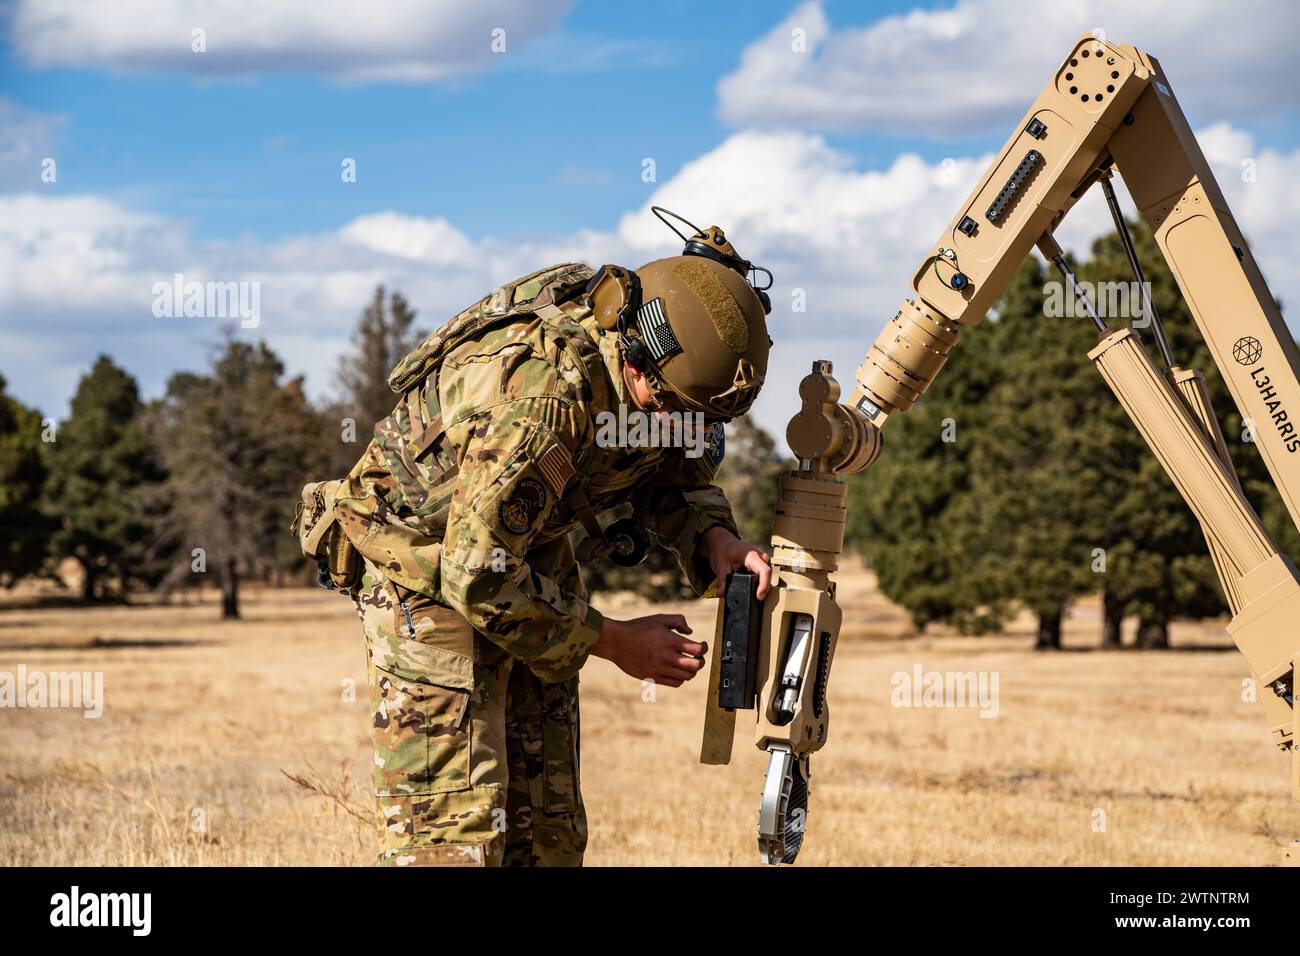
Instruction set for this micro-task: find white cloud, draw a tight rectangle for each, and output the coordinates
[1049,122,1299,323]
[606,131,994,427]
[718,0,1300,135]
[11,0,574,82]
[0,194,163,309]
[340,213,478,265]
[2,125,1297,438]
[1197,123,1300,273]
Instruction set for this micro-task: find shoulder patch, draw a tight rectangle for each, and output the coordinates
[705,423,726,467]
[536,444,575,496]
[500,479,547,535]
[636,297,683,362]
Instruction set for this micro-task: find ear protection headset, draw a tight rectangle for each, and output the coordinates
[585,264,649,370]
[614,269,648,372]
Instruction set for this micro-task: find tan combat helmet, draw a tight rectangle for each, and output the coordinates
[586,206,773,422]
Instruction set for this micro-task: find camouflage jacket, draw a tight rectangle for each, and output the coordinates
[335,263,738,682]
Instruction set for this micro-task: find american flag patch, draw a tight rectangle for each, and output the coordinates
[635,297,682,362]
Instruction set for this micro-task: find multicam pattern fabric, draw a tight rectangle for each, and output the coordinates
[354,556,586,866]
[336,263,741,865]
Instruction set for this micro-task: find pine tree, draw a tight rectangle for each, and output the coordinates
[846,223,1285,650]
[845,277,1017,634]
[43,356,166,600]
[715,416,786,546]
[966,256,1115,648]
[1078,219,1245,648]
[0,374,51,587]
[153,335,317,617]
[337,286,421,433]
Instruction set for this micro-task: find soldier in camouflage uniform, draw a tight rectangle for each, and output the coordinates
[315,217,774,866]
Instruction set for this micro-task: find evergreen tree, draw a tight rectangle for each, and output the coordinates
[337,285,421,433]
[153,335,317,617]
[1078,219,1246,648]
[845,277,1017,634]
[846,220,1290,650]
[43,356,166,600]
[966,256,1115,648]
[0,374,51,587]
[715,416,786,546]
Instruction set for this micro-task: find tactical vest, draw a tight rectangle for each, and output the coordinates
[368,260,597,521]
[303,262,655,595]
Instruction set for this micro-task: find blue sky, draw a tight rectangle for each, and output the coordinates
[1,1,935,241]
[2,0,1297,431]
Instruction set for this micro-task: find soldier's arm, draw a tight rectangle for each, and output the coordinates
[440,396,604,683]
[642,427,741,594]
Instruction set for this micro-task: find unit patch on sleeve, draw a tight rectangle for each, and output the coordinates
[499,478,548,535]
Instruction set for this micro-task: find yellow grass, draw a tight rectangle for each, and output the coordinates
[0,560,1293,866]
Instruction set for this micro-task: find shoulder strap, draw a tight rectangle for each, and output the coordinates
[386,263,594,395]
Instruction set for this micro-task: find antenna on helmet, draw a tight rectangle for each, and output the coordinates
[651,205,708,244]
[649,205,774,313]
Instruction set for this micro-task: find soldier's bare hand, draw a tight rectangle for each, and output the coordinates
[700,526,772,599]
[591,614,706,687]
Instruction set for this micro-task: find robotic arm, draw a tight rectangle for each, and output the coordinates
[701,33,1300,865]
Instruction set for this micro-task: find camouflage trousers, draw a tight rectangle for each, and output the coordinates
[352,553,587,866]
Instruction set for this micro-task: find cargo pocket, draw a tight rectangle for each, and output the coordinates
[539,679,581,814]
[369,632,475,797]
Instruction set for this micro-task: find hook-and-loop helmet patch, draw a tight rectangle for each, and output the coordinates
[635,297,682,363]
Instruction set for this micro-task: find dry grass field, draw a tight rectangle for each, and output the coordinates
[1,559,1294,866]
